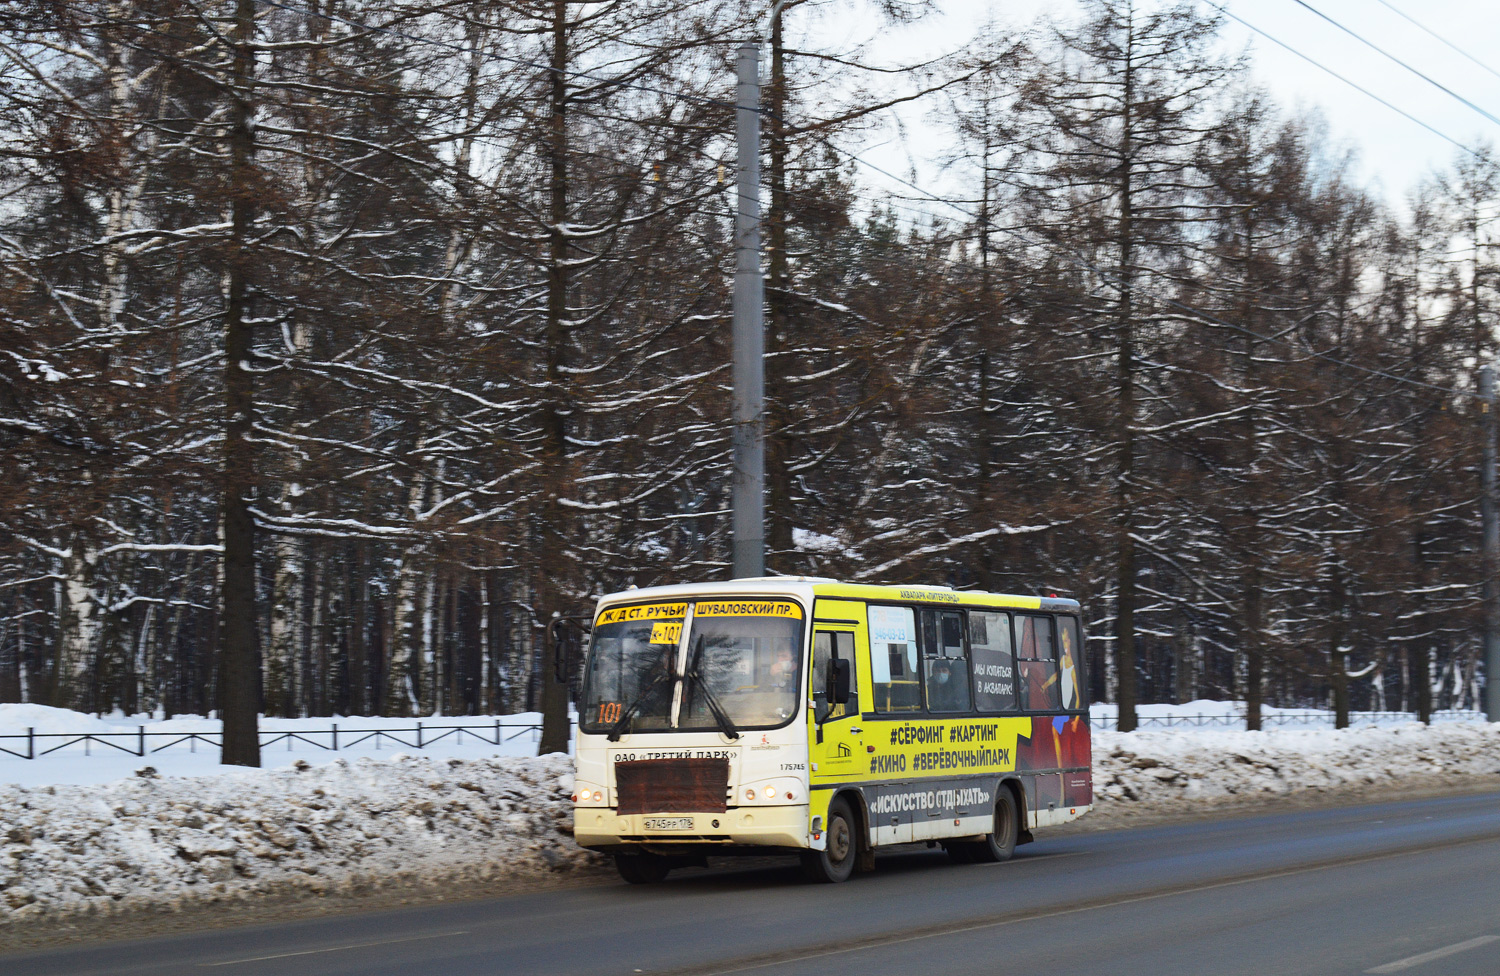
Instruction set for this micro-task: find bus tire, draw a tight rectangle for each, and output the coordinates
[615,852,672,884]
[968,786,1019,863]
[801,797,858,883]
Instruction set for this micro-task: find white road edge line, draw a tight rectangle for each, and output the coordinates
[198,930,468,967]
[1365,935,1500,974]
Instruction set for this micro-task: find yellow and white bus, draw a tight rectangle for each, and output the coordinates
[572,578,1092,883]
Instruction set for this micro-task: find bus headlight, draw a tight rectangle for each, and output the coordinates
[764,785,777,799]
[745,788,756,801]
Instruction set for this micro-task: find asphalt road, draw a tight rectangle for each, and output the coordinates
[6,791,1500,976]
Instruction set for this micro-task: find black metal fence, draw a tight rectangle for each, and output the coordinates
[3,709,1484,761]
[1091,709,1486,731]
[0,720,544,761]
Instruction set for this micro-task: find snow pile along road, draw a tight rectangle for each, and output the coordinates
[0,753,602,924]
[1091,721,1500,817]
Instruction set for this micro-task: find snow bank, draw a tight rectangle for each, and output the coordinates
[0,704,120,735]
[1091,721,1500,816]
[0,753,602,924]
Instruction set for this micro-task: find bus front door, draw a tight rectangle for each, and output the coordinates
[810,629,864,779]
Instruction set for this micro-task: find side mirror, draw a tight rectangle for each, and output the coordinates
[829,658,851,706]
[550,618,591,683]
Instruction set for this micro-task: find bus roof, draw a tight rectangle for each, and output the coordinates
[593,579,1080,614]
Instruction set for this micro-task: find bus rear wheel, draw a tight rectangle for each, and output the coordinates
[965,787,1019,864]
[801,798,858,883]
[615,852,672,884]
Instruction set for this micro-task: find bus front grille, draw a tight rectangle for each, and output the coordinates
[615,757,729,815]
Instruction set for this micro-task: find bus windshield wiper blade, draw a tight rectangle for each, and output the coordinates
[607,665,672,742]
[686,635,741,741]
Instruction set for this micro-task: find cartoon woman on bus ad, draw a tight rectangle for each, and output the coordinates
[1020,617,1080,712]
[1058,623,1080,710]
[1016,619,1090,806]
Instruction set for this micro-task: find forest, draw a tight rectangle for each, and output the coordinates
[1,0,1496,760]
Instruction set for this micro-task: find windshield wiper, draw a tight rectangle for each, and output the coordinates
[607,662,673,742]
[684,635,741,741]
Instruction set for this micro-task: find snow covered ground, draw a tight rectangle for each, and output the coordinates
[2,705,1498,927]
[0,704,566,788]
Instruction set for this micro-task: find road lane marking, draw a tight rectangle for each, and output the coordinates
[681,834,1500,976]
[198,930,467,966]
[1365,935,1500,974]
[1012,851,1086,863]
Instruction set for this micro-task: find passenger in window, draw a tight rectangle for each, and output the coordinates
[771,646,796,691]
[927,659,970,712]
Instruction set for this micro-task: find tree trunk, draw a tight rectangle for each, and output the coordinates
[1173,619,1194,704]
[537,0,574,757]
[219,0,261,767]
[54,546,100,712]
[1329,561,1350,729]
[420,567,438,715]
[1243,562,1263,731]
[763,4,795,566]
[346,542,367,715]
[1415,648,1432,724]
[1112,26,1139,732]
[311,555,330,716]
[1236,281,1260,731]
[266,534,301,717]
[0,611,20,703]
[386,548,423,717]
[127,603,153,716]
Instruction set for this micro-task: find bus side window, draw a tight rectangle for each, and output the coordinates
[921,610,971,712]
[1017,614,1061,711]
[867,604,922,712]
[812,631,859,720]
[969,611,1017,713]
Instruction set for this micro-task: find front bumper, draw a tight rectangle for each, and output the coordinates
[574,804,809,851]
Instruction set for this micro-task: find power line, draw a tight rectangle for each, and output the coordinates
[1373,0,1500,86]
[1210,3,1484,161]
[1290,0,1500,131]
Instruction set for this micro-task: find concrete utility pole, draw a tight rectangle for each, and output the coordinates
[731,41,765,580]
[1483,364,1500,721]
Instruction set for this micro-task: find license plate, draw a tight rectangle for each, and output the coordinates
[643,817,693,831]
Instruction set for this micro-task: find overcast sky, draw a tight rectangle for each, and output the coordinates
[808,0,1500,216]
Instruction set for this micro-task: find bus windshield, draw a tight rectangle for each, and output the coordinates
[579,599,804,735]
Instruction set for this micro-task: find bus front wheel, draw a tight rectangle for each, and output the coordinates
[801,798,858,883]
[615,852,672,884]
[966,787,1018,864]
